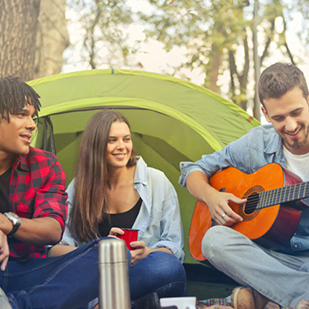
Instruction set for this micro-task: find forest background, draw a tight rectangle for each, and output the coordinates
[1,0,309,122]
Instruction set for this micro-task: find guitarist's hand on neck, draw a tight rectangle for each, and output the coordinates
[186,171,245,226]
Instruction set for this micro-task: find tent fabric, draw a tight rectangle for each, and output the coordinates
[28,69,260,264]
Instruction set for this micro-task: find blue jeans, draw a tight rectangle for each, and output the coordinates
[130,250,186,300]
[203,226,309,308]
[1,238,186,308]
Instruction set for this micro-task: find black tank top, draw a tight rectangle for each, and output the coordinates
[98,197,142,237]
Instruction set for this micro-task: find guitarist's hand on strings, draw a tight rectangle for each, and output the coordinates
[185,170,246,226]
[206,190,246,226]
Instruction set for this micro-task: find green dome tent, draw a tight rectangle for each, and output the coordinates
[28,69,260,264]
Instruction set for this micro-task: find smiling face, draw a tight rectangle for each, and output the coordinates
[0,103,37,159]
[106,121,133,170]
[262,86,309,155]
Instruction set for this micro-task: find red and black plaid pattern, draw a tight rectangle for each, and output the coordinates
[8,147,68,261]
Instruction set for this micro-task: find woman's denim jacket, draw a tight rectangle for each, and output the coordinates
[63,157,185,262]
[179,124,309,253]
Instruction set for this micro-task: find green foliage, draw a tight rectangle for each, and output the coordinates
[138,0,309,117]
[66,0,135,68]
[66,0,309,119]
[140,0,251,94]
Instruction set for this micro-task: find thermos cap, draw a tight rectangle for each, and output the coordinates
[98,238,128,263]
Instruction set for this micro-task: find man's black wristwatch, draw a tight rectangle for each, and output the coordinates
[4,212,21,237]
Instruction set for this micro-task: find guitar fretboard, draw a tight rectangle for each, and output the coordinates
[258,181,309,209]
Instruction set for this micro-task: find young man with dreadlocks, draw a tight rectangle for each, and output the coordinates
[0,76,108,308]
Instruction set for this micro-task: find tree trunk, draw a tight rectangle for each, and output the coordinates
[34,0,69,79]
[0,0,41,81]
[204,44,222,93]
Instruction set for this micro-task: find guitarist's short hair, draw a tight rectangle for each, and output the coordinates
[258,62,308,107]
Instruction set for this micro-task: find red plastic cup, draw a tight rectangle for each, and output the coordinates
[117,228,139,250]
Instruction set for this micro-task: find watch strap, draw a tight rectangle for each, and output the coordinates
[7,223,20,237]
[4,212,21,237]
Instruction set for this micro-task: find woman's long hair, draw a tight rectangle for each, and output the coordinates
[69,110,136,242]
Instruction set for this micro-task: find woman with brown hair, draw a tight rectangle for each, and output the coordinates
[49,109,186,309]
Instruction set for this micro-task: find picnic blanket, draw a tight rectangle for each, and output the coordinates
[196,298,230,307]
[196,298,293,308]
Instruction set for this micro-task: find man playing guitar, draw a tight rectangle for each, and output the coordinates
[179,62,309,309]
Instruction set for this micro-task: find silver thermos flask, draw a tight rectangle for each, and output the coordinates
[98,238,131,309]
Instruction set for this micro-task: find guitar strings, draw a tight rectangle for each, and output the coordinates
[235,183,309,212]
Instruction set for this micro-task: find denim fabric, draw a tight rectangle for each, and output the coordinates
[179,124,285,184]
[64,157,185,262]
[2,239,108,309]
[203,226,309,308]
[2,240,186,309]
[90,251,186,309]
[129,251,186,300]
[179,123,309,253]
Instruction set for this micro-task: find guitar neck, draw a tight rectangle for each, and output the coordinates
[258,181,309,209]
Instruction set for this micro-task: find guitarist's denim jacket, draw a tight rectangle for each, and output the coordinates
[179,123,309,254]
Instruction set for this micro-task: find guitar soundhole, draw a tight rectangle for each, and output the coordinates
[238,185,263,220]
[245,192,259,215]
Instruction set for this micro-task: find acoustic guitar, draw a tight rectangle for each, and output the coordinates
[189,163,309,262]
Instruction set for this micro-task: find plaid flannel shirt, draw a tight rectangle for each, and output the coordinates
[8,147,68,262]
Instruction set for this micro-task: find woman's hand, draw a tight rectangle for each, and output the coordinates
[108,228,148,265]
[108,228,173,266]
[108,227,124,238]
[129,240,151,266]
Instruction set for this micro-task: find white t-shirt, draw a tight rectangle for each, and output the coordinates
[283,146,309,182]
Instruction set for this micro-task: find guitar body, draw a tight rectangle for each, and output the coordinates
[189,163,304,262]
